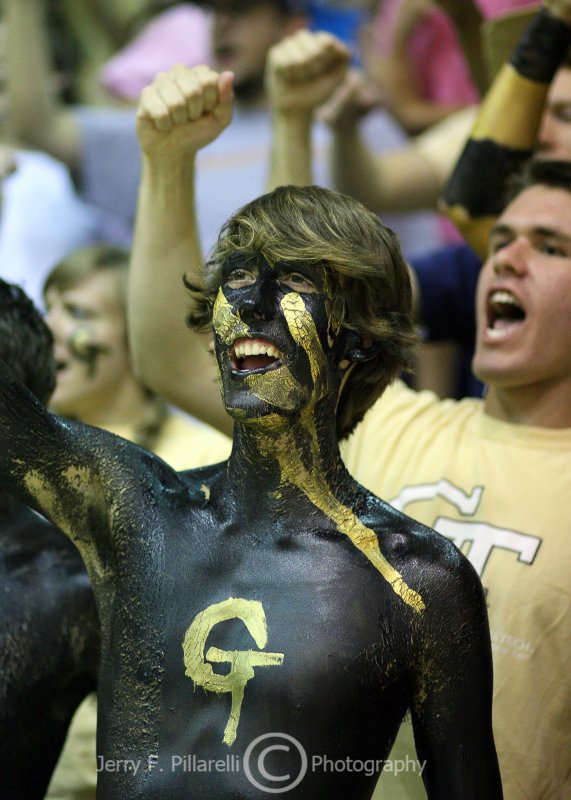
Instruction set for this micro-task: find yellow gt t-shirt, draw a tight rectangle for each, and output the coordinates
[342,381,571,800]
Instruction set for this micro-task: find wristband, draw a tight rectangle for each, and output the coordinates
[510,8,571,83]
[444,140,531,217]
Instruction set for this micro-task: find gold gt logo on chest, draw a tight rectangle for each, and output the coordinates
[182,597,284,746]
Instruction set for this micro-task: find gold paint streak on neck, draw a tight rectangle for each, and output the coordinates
[245,367,304,410]
[259,409,425,613]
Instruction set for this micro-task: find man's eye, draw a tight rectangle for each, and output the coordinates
[226,269,256,288]
[65,304,92,320]
[281,272,317,293]
[553,104,571,123]
[538,241,565,256]
[489,238,510,255]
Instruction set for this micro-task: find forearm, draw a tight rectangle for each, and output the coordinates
[331,125,386,208]
[129,154,229,434]
[4,0,79,166]
[331,127,442,213]
[268,111,313,189]
[266,30,350,190]
[0,361,93,533]
[443,6,571,258]
[389,97,469,136]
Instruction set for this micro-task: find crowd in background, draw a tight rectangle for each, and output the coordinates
[1,2,570,800]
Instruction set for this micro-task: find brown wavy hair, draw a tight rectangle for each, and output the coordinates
[185,185,417,439]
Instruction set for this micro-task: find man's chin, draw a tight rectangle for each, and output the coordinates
[231,73,265,103]
[223,398,298,428]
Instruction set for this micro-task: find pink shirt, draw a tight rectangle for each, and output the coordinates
[100,3,212,101]
[373,0,539,106]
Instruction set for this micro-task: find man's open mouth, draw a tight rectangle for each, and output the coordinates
[230,337,283,373]
[487,290,526,336]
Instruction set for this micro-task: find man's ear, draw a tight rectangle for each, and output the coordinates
[341,330,382,365]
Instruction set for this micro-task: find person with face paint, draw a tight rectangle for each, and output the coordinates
[0,187,501,799]
[0,278,99,799]
[39,243,231,800]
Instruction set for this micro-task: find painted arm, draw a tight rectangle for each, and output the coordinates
[411,553,502,797]
[4,0,80,169]
[0,359,115,565]
[442,1,571,259]
[128,65,234,435]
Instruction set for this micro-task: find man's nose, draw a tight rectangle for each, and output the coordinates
[492,237,529,276]
[537,110,557,153]
[44,306,63,337]
[236,282,276,322]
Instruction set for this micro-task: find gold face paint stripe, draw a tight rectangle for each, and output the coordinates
[276,296,423,611]
[182,598,284,746]
[246,368,304,410]
[212,289,250,345]
[281,293,329,399]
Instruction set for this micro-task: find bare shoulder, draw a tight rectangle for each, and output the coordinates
[361,490,484,612]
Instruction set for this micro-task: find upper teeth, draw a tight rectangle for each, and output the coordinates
[490,290,522,309]
[233,341,282,359]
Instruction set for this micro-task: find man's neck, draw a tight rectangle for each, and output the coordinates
[55,378,152,430]
[484,379,571,428]
[227,402,351,512]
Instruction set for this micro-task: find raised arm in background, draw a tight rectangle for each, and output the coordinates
[4,0,80,168]
[128,65,233,435]
[267,29,474,215]
[266,29,350,188]
[442,0,571,259]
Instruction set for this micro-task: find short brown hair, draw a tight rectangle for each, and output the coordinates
[186,184,416,439]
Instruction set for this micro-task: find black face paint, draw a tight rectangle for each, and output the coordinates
[212,255,339,420]
[68,328,110,378]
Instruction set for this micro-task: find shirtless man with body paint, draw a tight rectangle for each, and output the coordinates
[0,84,501,800]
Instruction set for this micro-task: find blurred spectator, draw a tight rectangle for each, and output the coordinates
[5,0,445,259]
[366,0,480,134]
[101,3,213,100]
[0,18,103,308]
